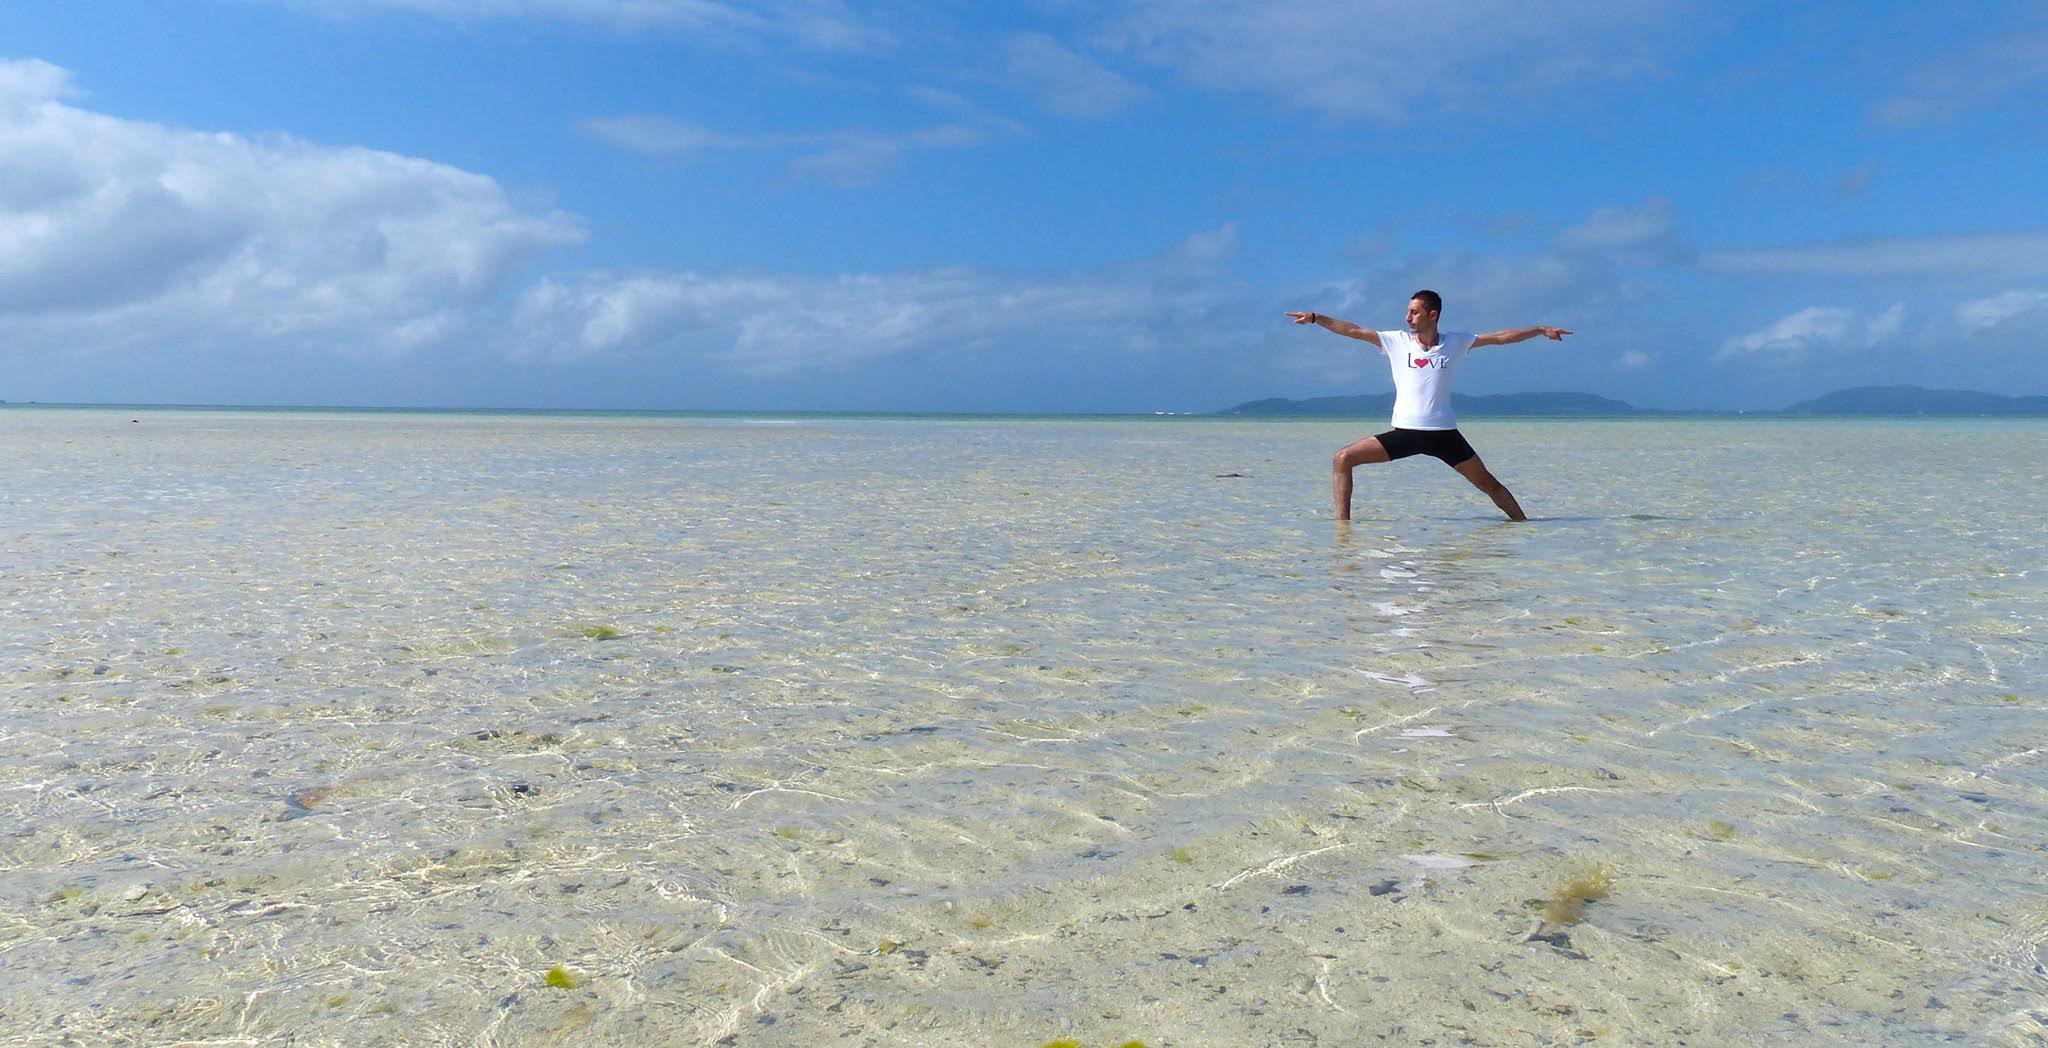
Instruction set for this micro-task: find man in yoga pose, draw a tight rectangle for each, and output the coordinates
[1287,290,1570,522]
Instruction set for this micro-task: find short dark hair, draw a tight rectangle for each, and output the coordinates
[1411,289,1443,315]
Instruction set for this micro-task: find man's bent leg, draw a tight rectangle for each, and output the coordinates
[1452,456,1527,521]
[1332,437,1391,520]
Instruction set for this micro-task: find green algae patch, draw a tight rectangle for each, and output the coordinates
[1171,846,1196,864]
[1543,863,1615,926]
[1040,1041,1081,1048]
[1701,819,1737,841]
[580,625,623,640]
[875,938,902,955]
[544,965,585,989]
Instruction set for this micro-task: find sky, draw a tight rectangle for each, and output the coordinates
[2,0,2046,413]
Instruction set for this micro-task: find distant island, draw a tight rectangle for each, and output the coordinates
[1780,385,2048,415]
[1217,385,2048,417]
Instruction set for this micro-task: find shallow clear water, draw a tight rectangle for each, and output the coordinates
[2,408,2043,1045]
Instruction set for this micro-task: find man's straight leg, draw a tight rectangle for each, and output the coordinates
[1332,436,1391,520]
[1452,455,1527,521]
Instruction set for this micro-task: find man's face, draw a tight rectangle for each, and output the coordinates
[1406,298,1439,332]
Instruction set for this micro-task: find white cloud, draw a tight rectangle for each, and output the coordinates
[1277,202,1672,382]
[1558,199,1683,263]
[579,112,1004,186]
[1088,0,1692,120]
[1867,302,1906,340]
[1715,303,1905,363]
[1319,201,1673,318]
[1706,229,2048,367]
[1874,15,2048,126]
[0,58,581,354]
[1708,229,2048,284]
[261,0,893,51]
[996,33,1149,119]
[1958,289,2048,330]
[576,116,742,153]
[510,225,1244,373]
[1618,350,1649,369]
[0,57,73,105]
[0,58,1249,387]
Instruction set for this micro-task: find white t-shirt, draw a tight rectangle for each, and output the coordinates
[1376,329,1477,430]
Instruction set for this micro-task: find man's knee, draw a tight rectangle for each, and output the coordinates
[1336,439,1386,471]
[1336,448,1375,471]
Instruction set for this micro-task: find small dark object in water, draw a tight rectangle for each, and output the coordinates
[1526,930,1588,959]
[1214,472,1248,478]
[1369,879,1402,896]
[1280,884,1312,896]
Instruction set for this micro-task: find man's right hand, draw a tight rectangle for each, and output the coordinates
[1288,311,1380,345]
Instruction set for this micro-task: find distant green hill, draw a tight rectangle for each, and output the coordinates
[1781,385,2048,415]
[1217,390,1639,417]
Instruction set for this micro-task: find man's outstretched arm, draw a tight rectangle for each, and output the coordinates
[1285,311,1382,346]
[1472,326,1572,348]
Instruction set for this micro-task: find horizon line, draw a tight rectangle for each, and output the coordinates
[6,389,2046,419]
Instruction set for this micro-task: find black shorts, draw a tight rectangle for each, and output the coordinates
[1375,427,1478,467]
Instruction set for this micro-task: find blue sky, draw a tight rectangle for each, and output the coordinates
[3,1,2045,412]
